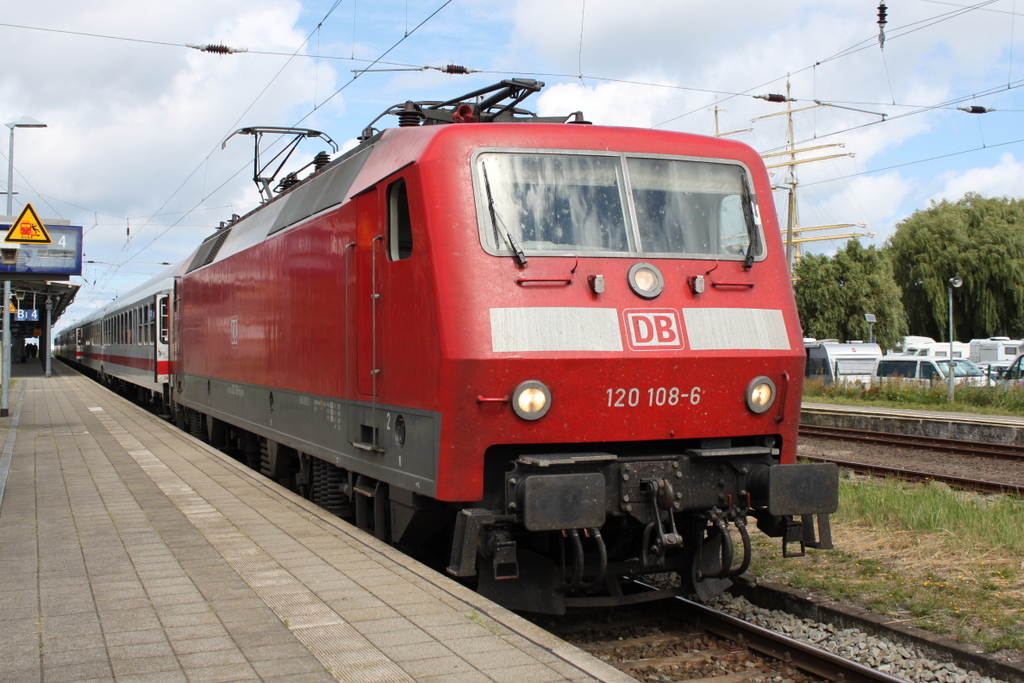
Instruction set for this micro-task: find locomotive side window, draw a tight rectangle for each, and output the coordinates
[387,178,413,261]
[475,151,761,260]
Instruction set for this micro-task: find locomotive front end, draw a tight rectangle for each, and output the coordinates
[430,125,839,613]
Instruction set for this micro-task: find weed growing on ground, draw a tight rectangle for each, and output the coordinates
[749,478,1024,653]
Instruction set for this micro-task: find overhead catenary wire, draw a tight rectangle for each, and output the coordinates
[7,0,1018,303]
[97,0,456,289]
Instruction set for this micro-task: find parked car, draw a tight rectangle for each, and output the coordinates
[999,353,1024,386]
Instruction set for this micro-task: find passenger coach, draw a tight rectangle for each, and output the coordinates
[56,268,174,410]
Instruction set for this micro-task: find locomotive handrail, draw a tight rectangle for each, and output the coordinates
[476,396,510,403]
[514,276,573,285]
[710,280,755,288]
[774,371,790,424]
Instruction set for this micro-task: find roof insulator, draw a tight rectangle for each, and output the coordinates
[958,106,994,114]
[313,151,331,170]
[397,101,425,127]
[755,93,791,103]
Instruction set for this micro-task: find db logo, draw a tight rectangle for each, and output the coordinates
[623,309,684,350]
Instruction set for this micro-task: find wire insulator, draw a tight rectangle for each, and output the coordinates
[187,43,247,54]
[877,2,888,26]
[958,106,993,114]
[443,64,469,74]
[756,93,790,103]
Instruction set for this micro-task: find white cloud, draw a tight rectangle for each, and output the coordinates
[931,153,1024,203]
[2,0,341,312]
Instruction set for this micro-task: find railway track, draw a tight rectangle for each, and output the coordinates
[799,424,1024,461]
[799,424,1024,494]
[540,581,1023,683]
[542,593,907,683]
[800,455,1024,495]
[672,596,907,683]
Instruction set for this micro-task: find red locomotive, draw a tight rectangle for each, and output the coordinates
[58,80,838,613]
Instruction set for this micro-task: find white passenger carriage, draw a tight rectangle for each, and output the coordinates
[56,267,175,410]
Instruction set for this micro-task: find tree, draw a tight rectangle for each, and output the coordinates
[793,239,908,349]
[887,194,1024,341]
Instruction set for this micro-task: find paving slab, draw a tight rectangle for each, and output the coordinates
[0,363,635,683]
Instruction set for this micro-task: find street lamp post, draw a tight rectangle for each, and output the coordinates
[947,276,963,403]
[3,116,47,417]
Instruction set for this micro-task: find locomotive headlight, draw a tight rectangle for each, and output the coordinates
[512,380,551,420]
[746,376,776,414]
[628,263,664,299]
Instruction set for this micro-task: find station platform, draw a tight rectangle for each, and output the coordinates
[0,362,635,683]
[802,401,1024,446]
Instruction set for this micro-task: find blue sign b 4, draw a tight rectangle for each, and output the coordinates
[15,309,39,322]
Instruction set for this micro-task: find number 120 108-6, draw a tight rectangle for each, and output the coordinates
[606,387,702,407]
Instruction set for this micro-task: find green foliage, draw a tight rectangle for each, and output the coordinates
[803,376,1024,415]
[887,194,1024,340]
[793,240,908,349]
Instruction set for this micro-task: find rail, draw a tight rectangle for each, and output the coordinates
[800,424,1024,462]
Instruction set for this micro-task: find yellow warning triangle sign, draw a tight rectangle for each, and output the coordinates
[5,203,52,244]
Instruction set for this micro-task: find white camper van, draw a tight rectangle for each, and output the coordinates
[899,336,969,359]
[969,337,1024,376]
[805,340,882,385]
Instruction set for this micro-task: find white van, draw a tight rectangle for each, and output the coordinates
[805,341,882,385]
[875,356,986,386]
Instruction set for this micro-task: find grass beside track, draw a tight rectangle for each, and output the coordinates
[750,478,1024,654]
[803,377,1024,417]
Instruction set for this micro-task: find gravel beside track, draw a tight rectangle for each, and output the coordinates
[708,594,1012,683]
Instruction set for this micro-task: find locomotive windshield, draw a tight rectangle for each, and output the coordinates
[475,151,761,259]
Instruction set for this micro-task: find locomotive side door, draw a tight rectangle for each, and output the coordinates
[355,187,381,398]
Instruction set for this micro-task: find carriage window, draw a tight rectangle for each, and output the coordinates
[476,151,760,259]
[387,178,413,261]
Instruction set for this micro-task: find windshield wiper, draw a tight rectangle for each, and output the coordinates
[740,178,760,270]
[481,164,527,266]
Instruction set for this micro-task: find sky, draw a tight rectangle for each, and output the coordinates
[3,0,1024,327]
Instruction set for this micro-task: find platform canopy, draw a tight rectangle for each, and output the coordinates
[2,279,80,330]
